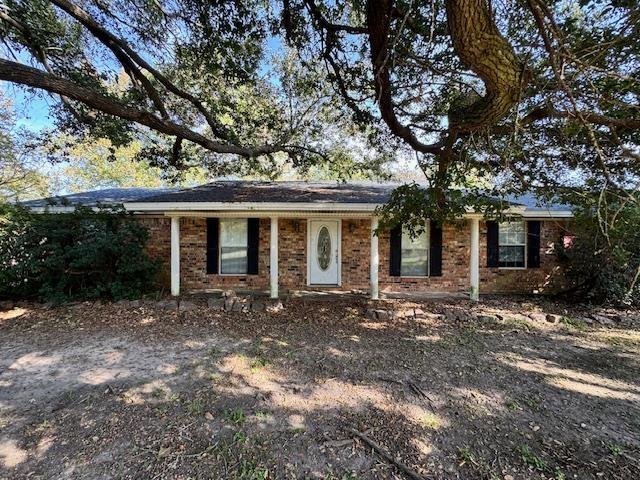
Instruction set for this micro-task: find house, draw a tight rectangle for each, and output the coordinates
[21,181,573,300]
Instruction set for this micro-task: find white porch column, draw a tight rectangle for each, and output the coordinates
[370,216,379,300]
[270,217,279,298]
[470,217,480,301]
[170,216,180,296]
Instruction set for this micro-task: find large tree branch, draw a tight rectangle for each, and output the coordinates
[366,0,443,155]
[303,0,368,34]
[544,108,640,130]
[48,0,168,119]
[491,105,640,136]
[0,9,94,123]
[49,0,233,142]
[0,59,285,157]
[444,0,529,132]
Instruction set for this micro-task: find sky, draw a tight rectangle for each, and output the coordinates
[0,6,426,200]
[4,84,52,131]
[3,0,614,201]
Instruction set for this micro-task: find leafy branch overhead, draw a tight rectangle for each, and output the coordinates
[0,0,638,201]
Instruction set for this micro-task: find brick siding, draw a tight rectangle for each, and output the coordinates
[135,217,171,288]
[139,216,569,295]
[480,219,569,294]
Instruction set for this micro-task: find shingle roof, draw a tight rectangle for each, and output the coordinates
[503,192,571,212]
[19,187,179,208]
[20,181,571,214]
[134,181,570,213]
[136,181,397,204]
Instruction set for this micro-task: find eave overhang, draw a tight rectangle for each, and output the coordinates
[122,201,573,219]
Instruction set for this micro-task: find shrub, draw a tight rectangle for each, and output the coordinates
[558,191,640,307]
[0,205,159,303]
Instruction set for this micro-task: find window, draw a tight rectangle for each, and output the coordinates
[219,218,248,274]
[498,221,526,268]
[401,226,429,276]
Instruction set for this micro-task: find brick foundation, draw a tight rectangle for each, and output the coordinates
[139,216,569,295]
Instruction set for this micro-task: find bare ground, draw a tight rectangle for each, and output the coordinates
[0,296,639,480]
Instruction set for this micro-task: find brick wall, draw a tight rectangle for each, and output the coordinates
[278,219,307,288]
[179,217,271,291]
[135,217,171,288]
[341,219,371,289]
[378,222,470,292]
[480,219,568,294]
[140,215,569,295]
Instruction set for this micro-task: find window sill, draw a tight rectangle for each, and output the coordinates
[497,267,527,270]
[207,273,255,277]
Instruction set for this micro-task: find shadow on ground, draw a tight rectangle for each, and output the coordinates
[0,297,639,479]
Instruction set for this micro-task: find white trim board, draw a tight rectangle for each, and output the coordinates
[125,201,379,212]
[28,202,573,219]
[124,201,572,217]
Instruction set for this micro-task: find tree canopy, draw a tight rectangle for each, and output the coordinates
[0,0,638,217]
[0,92,50,201]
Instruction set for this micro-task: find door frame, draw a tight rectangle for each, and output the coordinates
[306,218,342,287]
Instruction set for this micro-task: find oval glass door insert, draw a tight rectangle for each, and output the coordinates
[317,226,331,271]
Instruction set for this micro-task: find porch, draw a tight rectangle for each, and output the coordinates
[167,214,482,301]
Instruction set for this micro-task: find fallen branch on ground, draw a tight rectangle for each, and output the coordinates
[347,427,427,480]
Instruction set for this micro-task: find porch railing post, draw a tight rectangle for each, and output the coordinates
[470,217,480,301]
[170,216,180,296]
[270,217,279,298]
[370,216,379,300]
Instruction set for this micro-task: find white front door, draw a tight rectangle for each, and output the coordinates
[309,220,340,285]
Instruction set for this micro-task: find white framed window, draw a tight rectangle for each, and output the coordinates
[219,218,248,274]
[498,221,526,268]
[401,224,429,277]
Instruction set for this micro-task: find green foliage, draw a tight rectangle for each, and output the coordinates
[608,444,623,456]
[558,191,640,307]
[3,0,391,181]
[48,136,164,190]
[43,134,209,191]
[559,316,587,331]
[518,445,548,471]
[186,398,205,416]
[376,182,508,235]
[225,408,246,425]
[2,0,638,235]
[0,93,50,202]
[0,205,159,303]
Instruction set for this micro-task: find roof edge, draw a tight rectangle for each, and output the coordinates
[123,201,573,218]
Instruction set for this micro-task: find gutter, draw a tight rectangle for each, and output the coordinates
[122,201,573,219]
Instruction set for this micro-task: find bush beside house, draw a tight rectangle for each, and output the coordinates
[558,192,640,307]
[0,205,159,303]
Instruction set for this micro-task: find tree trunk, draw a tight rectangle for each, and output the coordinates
[445,0,528,131]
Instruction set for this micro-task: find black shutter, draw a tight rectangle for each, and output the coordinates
[527,220,541,268]
[389,225,402,276]
[206,218,219,274]
[247,218,260,275]
[429,221,443,276]
[486,221,499,268]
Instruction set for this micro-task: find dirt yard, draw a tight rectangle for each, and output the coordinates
[1,296,639,480]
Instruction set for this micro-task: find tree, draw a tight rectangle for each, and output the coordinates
[0,0,637,219]
[558,190,640,307]
[0,204,160,302]
[44,135,211,191]
[0,1,391,177]
[0,93,49,201]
